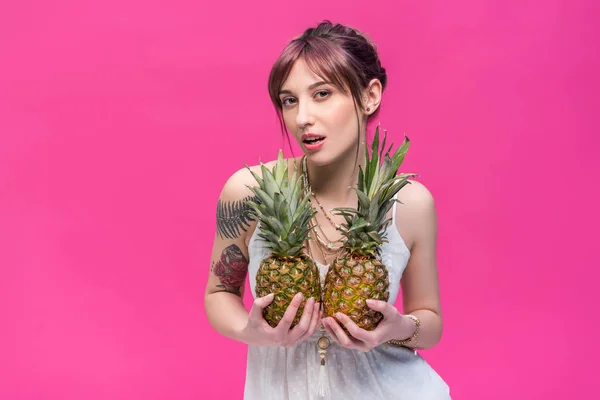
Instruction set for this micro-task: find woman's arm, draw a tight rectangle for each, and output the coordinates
[396,180,444,350]
[204,168,256,342]
[204,164,323,347]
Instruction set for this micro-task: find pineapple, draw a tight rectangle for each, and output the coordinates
[245,150,321,328]
[323,126,416,331]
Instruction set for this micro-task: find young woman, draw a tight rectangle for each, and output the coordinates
[204,20,451,399]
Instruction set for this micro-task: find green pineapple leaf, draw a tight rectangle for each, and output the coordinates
[337,125,416,257]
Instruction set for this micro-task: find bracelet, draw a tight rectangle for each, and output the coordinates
[387,314,420,348]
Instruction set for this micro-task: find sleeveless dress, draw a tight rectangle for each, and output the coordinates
[244,193,451,400]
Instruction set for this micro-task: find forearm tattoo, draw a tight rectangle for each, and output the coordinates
[211,244,248,296]
[216,196,260,239]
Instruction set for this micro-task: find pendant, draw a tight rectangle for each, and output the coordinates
[318,335,330,352]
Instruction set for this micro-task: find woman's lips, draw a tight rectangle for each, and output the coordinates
[303,137,326,151]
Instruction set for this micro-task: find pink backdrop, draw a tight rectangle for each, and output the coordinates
[1,1,598,399]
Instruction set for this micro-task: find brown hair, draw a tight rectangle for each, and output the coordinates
[267,20,388,153]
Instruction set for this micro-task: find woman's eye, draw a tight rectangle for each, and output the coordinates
[315,90,330,98]
[281,91,329,107]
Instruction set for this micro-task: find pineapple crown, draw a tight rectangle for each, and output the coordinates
[245,150,316,258]
[334,125,417,257]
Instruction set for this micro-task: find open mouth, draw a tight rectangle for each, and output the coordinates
[303,136,325,144]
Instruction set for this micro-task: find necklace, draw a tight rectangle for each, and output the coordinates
[312,223,344,250]
[308,229,343,265]
[301,156,344,231]
[301,156,346,250]
[294,158,341,264]
[312,193,343,231]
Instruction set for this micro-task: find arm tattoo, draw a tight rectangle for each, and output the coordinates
[211,244,248,296]
[216,196,260,239]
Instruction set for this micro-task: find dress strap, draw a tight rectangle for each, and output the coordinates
[392,191,400,225]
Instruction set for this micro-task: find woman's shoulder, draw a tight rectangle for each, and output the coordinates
[396,179,435,208]
[215,164,269,244]
[219,164,264,201]
[394,179,437,249]
[219,156,302,201]
[219,159,281,198]
[216,157,299,244]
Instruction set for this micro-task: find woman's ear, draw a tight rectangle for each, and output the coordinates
[361,79,383,115]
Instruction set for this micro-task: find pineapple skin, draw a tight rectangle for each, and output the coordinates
[322,126,413,333]
[255,254,321,328]
[323,254,390,332]
[245,150,320,329]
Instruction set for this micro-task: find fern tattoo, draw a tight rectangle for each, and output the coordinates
[216,196,260,239]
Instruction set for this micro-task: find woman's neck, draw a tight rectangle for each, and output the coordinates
[303,145,366,206]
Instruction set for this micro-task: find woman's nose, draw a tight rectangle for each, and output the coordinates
[295,99,315,128]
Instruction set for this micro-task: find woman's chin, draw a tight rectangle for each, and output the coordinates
[305,147,357,167]
[304,151,333,166]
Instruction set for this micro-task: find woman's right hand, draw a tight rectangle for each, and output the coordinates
[240,292,322,347]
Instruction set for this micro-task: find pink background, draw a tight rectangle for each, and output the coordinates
[1,1,598,399]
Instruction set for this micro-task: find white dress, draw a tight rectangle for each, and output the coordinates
[244,194,451,399]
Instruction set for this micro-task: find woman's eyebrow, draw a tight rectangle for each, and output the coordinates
[279,81,329,96]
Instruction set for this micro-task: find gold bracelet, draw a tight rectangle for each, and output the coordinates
[387,314,420,348]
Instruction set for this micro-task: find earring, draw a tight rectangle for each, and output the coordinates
[367,108,371,112]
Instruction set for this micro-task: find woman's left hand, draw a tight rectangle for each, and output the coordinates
[321,299,416,352]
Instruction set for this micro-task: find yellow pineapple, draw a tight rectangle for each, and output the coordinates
[323,126,416,331]
[246,151,321,328]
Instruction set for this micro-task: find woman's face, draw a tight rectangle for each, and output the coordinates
[278,58,366,166]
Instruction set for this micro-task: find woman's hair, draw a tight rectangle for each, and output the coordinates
[267,20,388,152]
